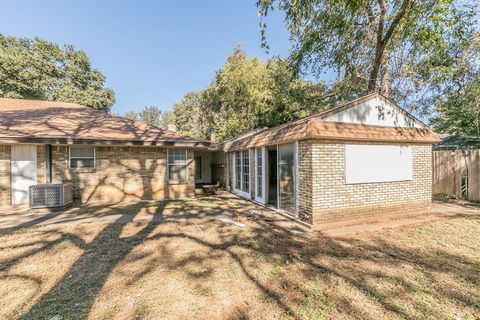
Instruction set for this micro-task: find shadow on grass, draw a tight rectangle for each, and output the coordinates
[0,199,478,319]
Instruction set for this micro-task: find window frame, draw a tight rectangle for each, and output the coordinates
[69,146,96,169]
[242,150,249,192]
[256,148,263,198]
[233,150,250,198]
[167,148,188,183]
[235,151,242,190]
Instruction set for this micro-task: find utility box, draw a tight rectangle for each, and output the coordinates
[29,183,73,209]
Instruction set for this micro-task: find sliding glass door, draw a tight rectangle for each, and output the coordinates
[255,148,266,203]
[278,143,296,214]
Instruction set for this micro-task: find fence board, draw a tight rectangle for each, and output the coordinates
[433,150,480,201]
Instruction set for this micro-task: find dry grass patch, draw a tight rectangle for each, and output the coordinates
[0,199,478,319]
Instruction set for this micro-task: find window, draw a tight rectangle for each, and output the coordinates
[242,150,249,192]
[70,147,95,168]
[229,153,234,189]
[256,148,263,197]
[168,149,188,182]
[235,151,241,189]
[233,150,250,193]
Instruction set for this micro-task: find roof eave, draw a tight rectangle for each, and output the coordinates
[0,137,211,148]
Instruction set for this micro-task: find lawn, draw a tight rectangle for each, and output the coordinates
[0,197,479,320]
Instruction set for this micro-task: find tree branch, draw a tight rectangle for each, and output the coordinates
[382,0,412,46]
[368,0,412,92]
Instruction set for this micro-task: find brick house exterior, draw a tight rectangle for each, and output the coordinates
[0,94,439,229]
[303,141,432,226]
[0,98,208,207]
[222,93,439,228]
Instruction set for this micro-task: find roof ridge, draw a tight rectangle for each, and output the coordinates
[0,97,210,145]
[0,97,85,108]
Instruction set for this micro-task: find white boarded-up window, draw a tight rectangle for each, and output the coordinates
[345,145,412,184]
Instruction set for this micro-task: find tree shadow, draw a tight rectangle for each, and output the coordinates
[18,202,166,319]
[0,199,477,319]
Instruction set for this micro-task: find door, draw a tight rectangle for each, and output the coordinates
[278,143,296,214]
[11,145,37,205]
[255,148,266,204]
[267,148,278,207]
[195,156,202,183]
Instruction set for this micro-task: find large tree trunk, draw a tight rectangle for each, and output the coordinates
[368,45,385,92]
[379,49,391,96]
[368,0,412,93]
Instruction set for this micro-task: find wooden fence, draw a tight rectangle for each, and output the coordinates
[433,150,480,201]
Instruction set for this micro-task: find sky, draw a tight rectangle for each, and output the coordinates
[0,0,292,115]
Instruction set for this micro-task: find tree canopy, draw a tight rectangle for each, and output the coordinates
[431,32,480,137]
[0,34,115,111]
[257,0,477,112]
[124,105,166,127]
[162,47,328,141]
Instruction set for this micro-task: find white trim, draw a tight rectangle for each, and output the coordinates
[232,149,251,199]
[294,141,299,217]
[69,146,96,169]
[277,142,297,215]
[276,144,280,208]
[254,147,266,204]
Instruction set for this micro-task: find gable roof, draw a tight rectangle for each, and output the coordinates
[223,93,439,151]
[317,92,428,128]
[0,98,210,147]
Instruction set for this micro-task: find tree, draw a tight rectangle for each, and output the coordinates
[431,33,480,136]
[0,34,115,111]
[168,92,211,139]
[432,78,480,137]
[124,111,139,122]
[166,47,328,141]
[138,106,163,127]
[124,106,164,127]
[257,0,476,110]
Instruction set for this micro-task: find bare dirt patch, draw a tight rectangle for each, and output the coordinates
[0,197,478,319]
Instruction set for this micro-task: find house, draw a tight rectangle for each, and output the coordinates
[0,98,211,206]
[0,93,439,229]
[219,93,439,227]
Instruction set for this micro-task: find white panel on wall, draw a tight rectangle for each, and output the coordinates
[345,145,412,184]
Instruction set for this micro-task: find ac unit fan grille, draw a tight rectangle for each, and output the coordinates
[29,183,73,208]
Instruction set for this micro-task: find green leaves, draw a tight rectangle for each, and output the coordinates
[166,47,328,141]
[124,106,165,127]
[257,0,477,114]
[0,34,115,111]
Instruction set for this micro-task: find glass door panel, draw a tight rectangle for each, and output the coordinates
[278,143,295,214]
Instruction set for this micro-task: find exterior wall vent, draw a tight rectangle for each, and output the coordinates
[29,183,73,209]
